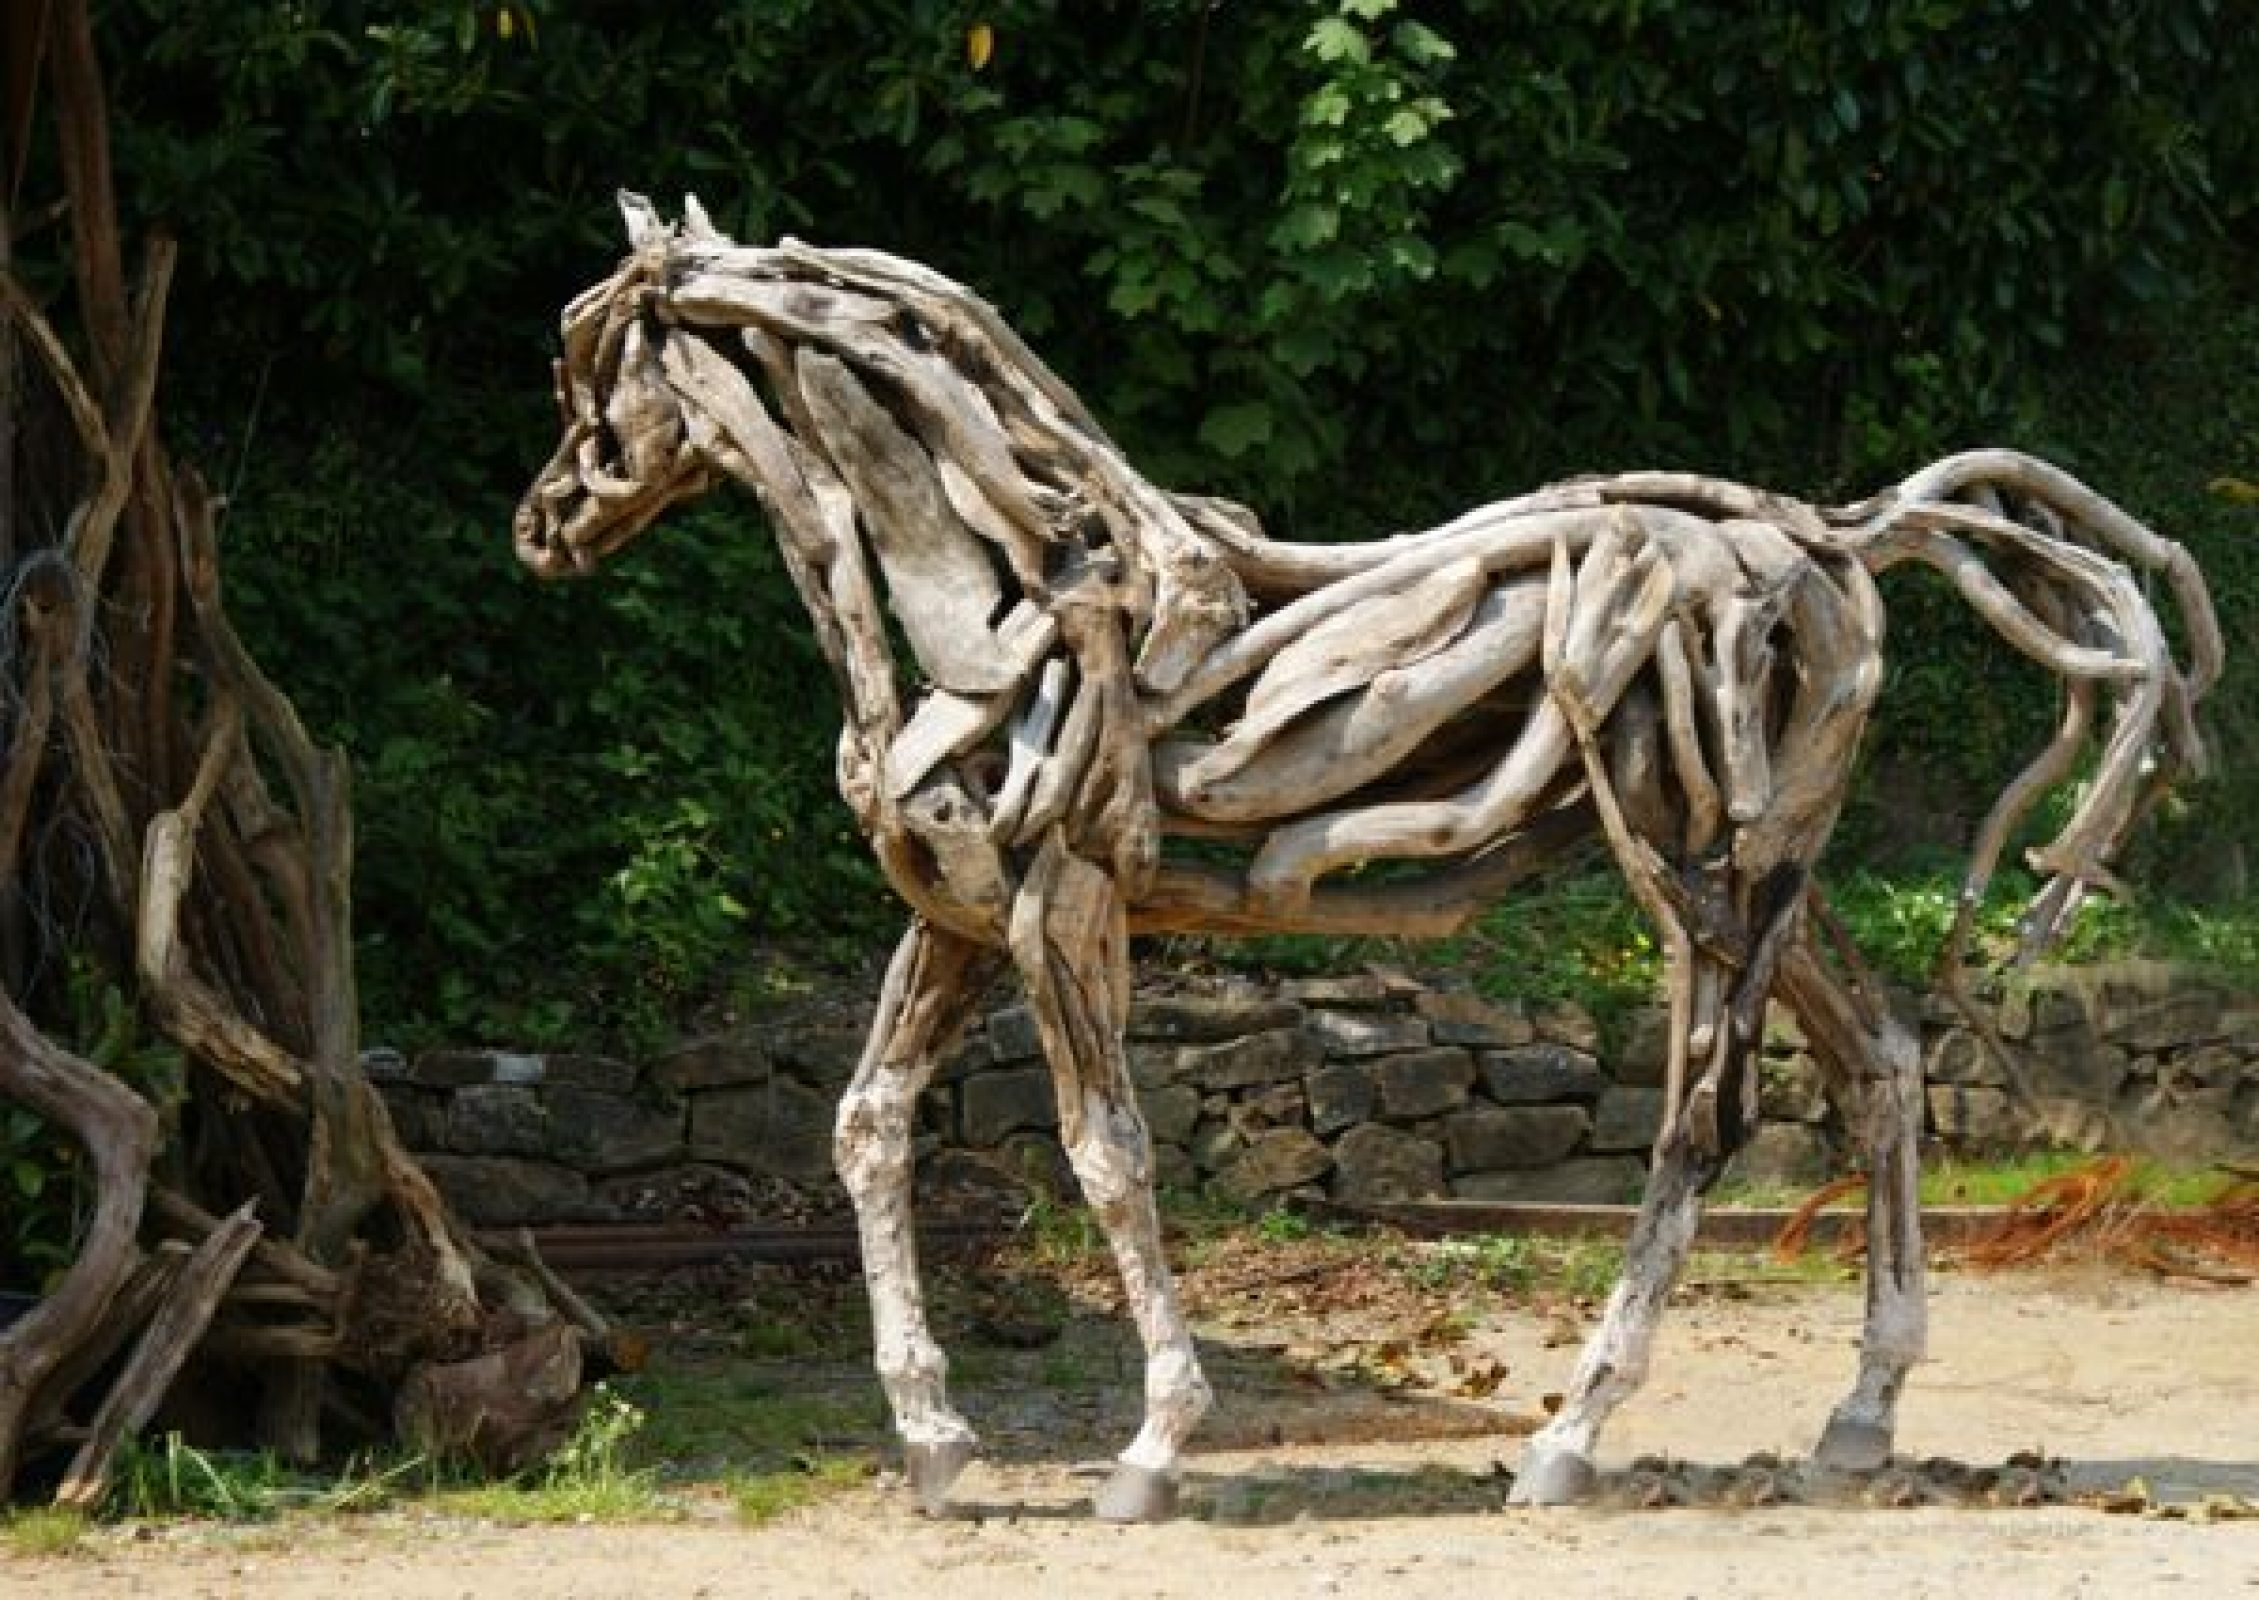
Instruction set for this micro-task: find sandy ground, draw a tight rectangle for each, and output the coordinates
[10,1270,2259,1599]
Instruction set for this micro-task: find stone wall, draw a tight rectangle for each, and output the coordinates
[367,960,2259,1227]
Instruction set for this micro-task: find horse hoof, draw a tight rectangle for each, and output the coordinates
[1813,1413,1894,1474]
[1093,1463,1179,1523]
[1509,1446,1598,1506]
[905,1438,978,1515]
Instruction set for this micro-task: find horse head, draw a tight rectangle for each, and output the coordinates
[513,194,722,577]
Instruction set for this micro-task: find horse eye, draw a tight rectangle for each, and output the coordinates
[896,310,931,352]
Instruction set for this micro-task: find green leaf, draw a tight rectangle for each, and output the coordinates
[1306,18,1370,65]
[1391,20,1456,64]
[1199,402,1276,458]
[1269,203,1340,250]
[1382,108,1434,146]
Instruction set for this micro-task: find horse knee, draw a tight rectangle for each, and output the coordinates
[835,1083,914,1193]
[1062,1095,1153,1211]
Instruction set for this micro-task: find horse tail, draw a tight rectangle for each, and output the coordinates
[1839,448,2222,965]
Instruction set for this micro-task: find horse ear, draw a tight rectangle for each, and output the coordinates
[618,190,665,249]
[681,193,722,243]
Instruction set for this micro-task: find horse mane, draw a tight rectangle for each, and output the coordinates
[637,226,1254,701]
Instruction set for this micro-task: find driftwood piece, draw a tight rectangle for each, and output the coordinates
[884,602,1058,801]
[798,351,1013,695]
[1184,554,1489,789]
[55,1201,262,1509]
[393,1319,583,1477]
[988,657,1071,844]
[0,991,159,1497]
[514,198,2222,1520]
[1156,579,1547,822]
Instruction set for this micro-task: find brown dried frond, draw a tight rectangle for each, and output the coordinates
[1770,1171,1868,1264]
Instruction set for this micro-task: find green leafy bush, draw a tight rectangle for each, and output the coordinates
[89,0,2256,1042]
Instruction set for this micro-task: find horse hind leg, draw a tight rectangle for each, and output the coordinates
[834,919,999,1514]
[1778,939,1928,1472]
[1512,865,1804,1505]
[1012,837,1211,1522]
[1511,1130,1718,1504]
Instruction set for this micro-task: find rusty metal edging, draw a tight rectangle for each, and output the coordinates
[1299,1199,2012,1250]
[494,1202,2019,1282]
[483,1219,1011,1277]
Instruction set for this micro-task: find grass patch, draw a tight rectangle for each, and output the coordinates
[421,1474,668,1525]
[1717,1153,2237,1211]
[1400,1233,1626,1301]
[1,1506,90,1556]
[1921,1154,2234,1210]
[729,1455,871,1525]
[109,1435,300,1521]
[617,1367,883,1473]
[417,1382,666,1524]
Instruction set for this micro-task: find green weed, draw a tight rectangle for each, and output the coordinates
[1,1506,89,1556]
[110,1435,295,1521]
[421,1383,666,1524]
[1404,1234,1625,1301]
[729,1455,871,1525]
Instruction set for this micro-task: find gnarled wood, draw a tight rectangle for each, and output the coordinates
[1,10,573,1501]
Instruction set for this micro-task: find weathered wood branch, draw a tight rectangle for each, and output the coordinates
[0,991,158,1499]
[54,1201,262,1509]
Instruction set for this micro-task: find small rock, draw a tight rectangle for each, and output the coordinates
[1142,1084,1203,1146]
[987,1004,1044,1063]
[1726,1123,1833,1189]
[959,1067,1057,1145]
[1127,995,1305,1042]
[1215,1129,1332,1201]
[687,1077,835,1179]
[1414,990,1535,1048]
[1531,999,1600,1053]
[1479,1043,1606,1104]
[1372,1047,1477,1120]
[1329,1123,1445,1205]
[648,1034,774,1092]
[1589,1086,1667,1153]
[1451,1157,1643,1204]
[1179,1027,1325,1090]
[544,1086,684,1174]
[1305,1062,1376,1136]
[1303,1009,1430,1058]
[1279,973,1397,1007]
[445,1084,547,1158]
[1443,1104,1589,1172]
[1612,1006,1671,1086]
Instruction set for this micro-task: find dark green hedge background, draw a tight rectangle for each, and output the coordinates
[78,0,2258,1043]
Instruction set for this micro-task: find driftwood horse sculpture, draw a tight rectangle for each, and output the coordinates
[514,195,2220,1519]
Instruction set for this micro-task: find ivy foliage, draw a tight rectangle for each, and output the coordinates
[91,0,2257,1043]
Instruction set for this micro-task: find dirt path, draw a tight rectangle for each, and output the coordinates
[12,1269,2259,1598]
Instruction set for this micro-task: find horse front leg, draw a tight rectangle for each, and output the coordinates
[1011,836,1211,1522]
[1778,940,1928,1471]
[834,918,999,1514]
